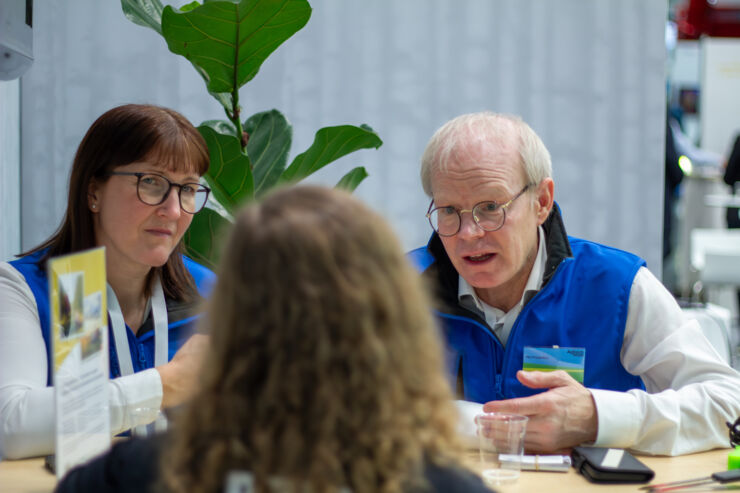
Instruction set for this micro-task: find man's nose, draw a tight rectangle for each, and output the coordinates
[457,211,484,239]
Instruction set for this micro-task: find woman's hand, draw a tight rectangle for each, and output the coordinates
[156,334,209,409]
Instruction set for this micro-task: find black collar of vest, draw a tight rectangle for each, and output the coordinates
[541,203,573,286]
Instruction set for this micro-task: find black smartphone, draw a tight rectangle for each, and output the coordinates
[572,446,654,484]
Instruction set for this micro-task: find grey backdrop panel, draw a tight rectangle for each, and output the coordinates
[20,0,666,274]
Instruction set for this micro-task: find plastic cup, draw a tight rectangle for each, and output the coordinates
[475,412,528,486]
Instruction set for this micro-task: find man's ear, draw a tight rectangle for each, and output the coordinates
[535,178,554,225]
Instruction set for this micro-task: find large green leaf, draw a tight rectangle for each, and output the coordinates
[193,67,234,114]
[201,119,238,137]
[161,0,312,95]
[121,0,233,112]
[244,110,292,195]
[184,206,232,269]
[121,0,164,34]
[198,122,254,211]
[281,125,383,184]
[335,166,368,192]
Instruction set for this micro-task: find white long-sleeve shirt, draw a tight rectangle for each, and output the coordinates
[456,228,740,456]
[0,262,162,459]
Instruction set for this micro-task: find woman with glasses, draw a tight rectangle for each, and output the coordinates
[55,185,490,493]
[0,104,214,459]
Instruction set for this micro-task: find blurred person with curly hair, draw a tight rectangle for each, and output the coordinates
[56,185,490,493]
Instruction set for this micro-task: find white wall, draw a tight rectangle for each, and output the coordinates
[0,79,21,262]
[20,0,667,273]
[700,37,740,157]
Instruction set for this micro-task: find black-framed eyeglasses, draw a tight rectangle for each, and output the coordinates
[426,183,534,237]
[108,172,210,214]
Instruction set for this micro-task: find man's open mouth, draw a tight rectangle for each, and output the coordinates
[464,253,494,263]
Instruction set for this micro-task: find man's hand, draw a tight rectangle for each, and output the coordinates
[482,370,598,453]
[156,334,208,409]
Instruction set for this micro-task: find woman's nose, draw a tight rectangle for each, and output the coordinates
[158,188,182,217]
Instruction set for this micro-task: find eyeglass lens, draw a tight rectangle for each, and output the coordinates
[429,203,504,236]
[137,174,208,213]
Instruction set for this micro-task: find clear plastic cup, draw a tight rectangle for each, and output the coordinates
[475,412,528,486]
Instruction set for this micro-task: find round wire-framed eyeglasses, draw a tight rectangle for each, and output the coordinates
[426,183,533,237]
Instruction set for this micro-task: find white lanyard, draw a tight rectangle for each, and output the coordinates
[107,276,168,434]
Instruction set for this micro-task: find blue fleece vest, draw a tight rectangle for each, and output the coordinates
[410,236,646,403]
[9,249,215,385]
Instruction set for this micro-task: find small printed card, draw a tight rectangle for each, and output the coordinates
[522,346,585,383]
[49,247,110,477]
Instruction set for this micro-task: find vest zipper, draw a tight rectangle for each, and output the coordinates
[499,258,569,397]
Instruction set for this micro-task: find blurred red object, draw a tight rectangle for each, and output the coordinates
[676,0,740,39]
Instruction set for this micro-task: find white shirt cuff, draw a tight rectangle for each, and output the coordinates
[109,368,164,434]
[590,388,641,448]
[455,400,484,449]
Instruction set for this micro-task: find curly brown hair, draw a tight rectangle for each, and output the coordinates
[161,185,463,493]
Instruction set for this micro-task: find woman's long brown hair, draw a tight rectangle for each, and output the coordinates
[23,103,209,300]
[162,185,463,493]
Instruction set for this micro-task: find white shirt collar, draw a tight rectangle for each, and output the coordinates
[457,226,547,345]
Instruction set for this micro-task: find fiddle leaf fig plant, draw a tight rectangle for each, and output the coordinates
[122,0,383,268]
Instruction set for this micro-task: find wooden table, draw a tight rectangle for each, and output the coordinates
[0,448,733,493]
[0,456,55,493]
[477,448,732,492]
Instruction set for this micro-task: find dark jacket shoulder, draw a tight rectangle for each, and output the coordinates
[54,435,165,493]
[416,459,492,492]
[56,437,492,493]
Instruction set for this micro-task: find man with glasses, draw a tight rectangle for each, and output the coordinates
[409,112,740,455]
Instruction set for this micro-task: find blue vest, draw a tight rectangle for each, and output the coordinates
[409,234,646,404]
[9,249,215,385]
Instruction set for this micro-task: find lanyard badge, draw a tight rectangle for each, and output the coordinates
[107,276,168,434]
[522,346,586,383]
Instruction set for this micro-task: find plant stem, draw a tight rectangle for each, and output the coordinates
[231,88,245,150]
[231,3,246,154]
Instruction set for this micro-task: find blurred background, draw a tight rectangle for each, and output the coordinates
[1,0,739,364]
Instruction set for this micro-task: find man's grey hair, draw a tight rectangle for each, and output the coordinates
[420,112,552,196]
